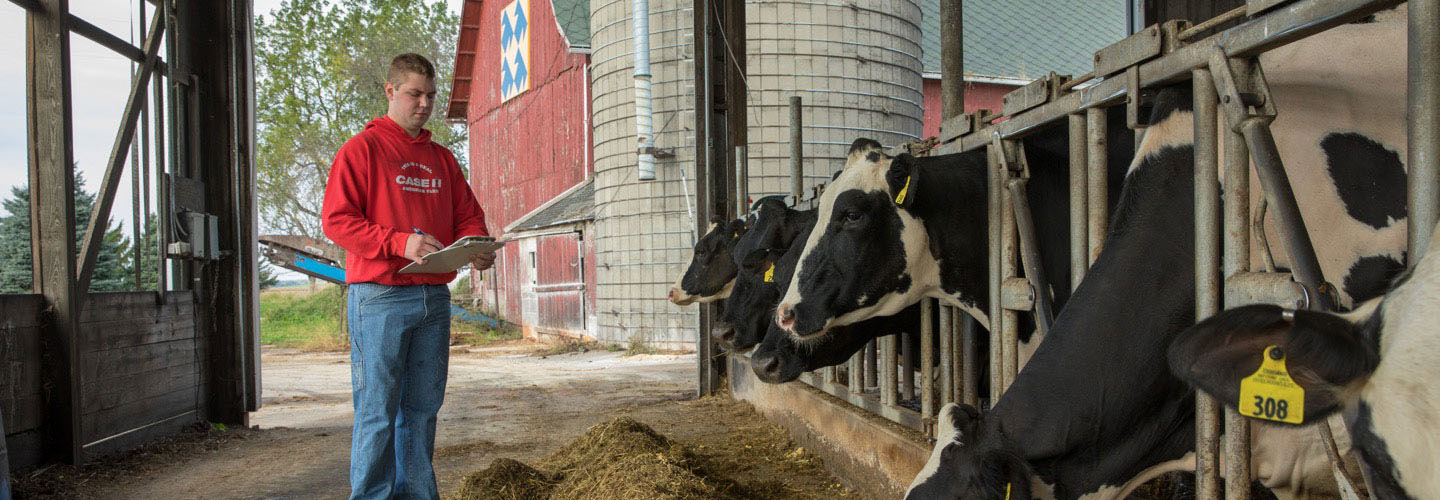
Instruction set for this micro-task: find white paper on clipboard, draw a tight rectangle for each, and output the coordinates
[397,235,506,274]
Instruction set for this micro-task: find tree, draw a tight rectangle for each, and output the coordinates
[254,0,464,238]
[0,172,134,294]
[258,258,281,290]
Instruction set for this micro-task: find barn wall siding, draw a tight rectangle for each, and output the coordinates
[920,79,1014,139]
[1,291,201,470]
[464,0,592,331]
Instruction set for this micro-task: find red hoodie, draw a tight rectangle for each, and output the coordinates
[321,116,489,285]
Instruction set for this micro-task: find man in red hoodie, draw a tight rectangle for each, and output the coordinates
[321,53,492,500]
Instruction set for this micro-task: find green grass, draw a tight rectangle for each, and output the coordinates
[260,286,522,351]
[259,286,348,351]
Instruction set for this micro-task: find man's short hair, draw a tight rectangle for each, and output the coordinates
[388,53,436,85]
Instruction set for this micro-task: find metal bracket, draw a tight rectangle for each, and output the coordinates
[1126,66,1147,130]
[1002,73,1070,116]
[1160,20,1192,52]
[989,131,1030,178]
[1095,24,1163,77]
[639,146,674,159]
[1207,47,1278,132]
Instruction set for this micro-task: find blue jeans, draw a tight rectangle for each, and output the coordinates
[347,283,451,499]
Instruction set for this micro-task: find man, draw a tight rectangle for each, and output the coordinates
[322,53,494,499]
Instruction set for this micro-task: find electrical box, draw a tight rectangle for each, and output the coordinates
[167,210,220,260]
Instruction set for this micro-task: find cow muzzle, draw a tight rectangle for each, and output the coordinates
[668,286,697,305]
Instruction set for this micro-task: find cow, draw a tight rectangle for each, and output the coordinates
[773,107,1134,370]
[904,16,1410,499]
[714,198,817,350]
[1169,221,1440,500]
[667,216,747,305]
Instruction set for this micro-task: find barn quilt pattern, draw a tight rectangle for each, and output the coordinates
[500,0,531,101]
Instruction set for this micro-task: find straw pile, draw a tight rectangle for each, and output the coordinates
[455,417,746,500]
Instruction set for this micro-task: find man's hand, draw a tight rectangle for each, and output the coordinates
[403,233,443,264]
[470,251,496,271]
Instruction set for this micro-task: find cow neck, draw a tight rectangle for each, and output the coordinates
[989,143,1201,496]
[909,153,991,312]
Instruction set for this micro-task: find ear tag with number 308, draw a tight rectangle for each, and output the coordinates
[763,264,775,283]
[1238,345,1304,424]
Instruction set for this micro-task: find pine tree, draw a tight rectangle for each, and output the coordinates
[0,172,136,293]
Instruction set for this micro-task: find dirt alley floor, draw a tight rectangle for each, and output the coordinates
[14,341,861,499]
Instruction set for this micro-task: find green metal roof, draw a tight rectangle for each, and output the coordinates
[552,0,590,49]
[920,0,1127,80]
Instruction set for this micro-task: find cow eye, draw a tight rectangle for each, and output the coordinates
[845,210,863,223]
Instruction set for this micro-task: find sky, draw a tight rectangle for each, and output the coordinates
[2,0,464,280]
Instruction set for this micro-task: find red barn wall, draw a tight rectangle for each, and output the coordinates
[920,79,1015,139]
[461,0,592,324]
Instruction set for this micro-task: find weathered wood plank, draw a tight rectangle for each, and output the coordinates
[81,316,197,351]
[0,295,44,329]
[82,362,198,415]
[4,428,44,470]
[78,291,192,324]
[81,338,196,382]
[81,385,197,444]
[81,409,198,462]
[4,394,46,434]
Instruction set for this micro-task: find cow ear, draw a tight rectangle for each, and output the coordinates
[887,153,919,208]
[728,219,748,239]
[1168,304,1380,424]
[741,248,784,275]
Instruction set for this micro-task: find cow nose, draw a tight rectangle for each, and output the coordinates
[757,354,781,379]
[776,304,796,330]
[667,287,678,301]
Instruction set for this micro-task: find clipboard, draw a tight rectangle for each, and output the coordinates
[398,235,506,274]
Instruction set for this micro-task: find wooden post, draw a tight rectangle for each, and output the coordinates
[940,0,964,121]
[27,0,83,465]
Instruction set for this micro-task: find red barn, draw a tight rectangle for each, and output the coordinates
[447,0,597,341]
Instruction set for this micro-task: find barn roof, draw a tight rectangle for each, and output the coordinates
[505,180,595,234]
[918,0,1127,82]
[552,0,591,49]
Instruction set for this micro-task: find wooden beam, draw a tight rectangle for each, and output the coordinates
[8,0,42,12]
[66,13,169,75]
[74,7,164,297]
[27,0,82,465]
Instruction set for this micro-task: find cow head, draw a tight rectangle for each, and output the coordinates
[1168,303,1381,426]
[906,403,1035,500]
[669,216,746,305]
[751,303,917,384]
[714,247,788,351]
[776,139,941,338]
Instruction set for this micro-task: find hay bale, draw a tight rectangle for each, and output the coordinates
[454,457,555,500]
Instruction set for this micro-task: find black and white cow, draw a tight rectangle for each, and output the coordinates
[714,199,818,350]
[774,108,1134,371]
[1170,220,1440,500]
[905,16,1410,499]
[668,216,747,305]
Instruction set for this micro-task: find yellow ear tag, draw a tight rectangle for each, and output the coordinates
[894,175,912,205]
[1238,345,1305,424]
[763,263,775,283]
[1004,482,1012,500]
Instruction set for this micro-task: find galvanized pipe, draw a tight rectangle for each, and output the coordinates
[1068,113,1089,291]
[1225,271,1308,309]
[1410,0,1440,266]
[987,143,1004,403]
[1193,68,1222,500]
[633,0,656,181]
[921,298,936,417]
[1240,118,1334,311]
[880,334,898,407]
[1086,107,1108,265]
[849,346,863,393]
[1000,171,1019,392]
[865,340,878,389]
[939,303,954,406]
[1000,277,1036,312]
[790,96,803,201]
[902,328,916,400]
[735,145,748,217]
[1223,75,1253,500]
[961,312,979,407]
[1007,177,1054,333]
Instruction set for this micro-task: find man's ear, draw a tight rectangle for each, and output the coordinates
[1168,304,1380,424]
[887,153,919,208]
